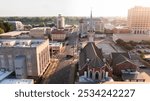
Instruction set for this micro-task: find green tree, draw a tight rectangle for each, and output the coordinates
[0,20,13,32]
[0,27,4,34]
[116,39,126,46]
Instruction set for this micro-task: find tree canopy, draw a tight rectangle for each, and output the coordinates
[0,27,4,34]
[0,21,13,32]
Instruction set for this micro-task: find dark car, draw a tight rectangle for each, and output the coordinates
[65,55,73,59]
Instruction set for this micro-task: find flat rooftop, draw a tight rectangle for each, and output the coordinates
[0,31,29,37]
[0,39,46,48]
[0,79,34,84]
[30,27,51,30]
[49,42,63,47]
[0,71,13,81]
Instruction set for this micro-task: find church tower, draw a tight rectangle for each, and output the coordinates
[88,10,95,42]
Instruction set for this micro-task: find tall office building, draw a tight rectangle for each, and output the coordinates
[95,18,104,33]
[57,14,65,29]
[79,19,88,37]
[128,6,150,34]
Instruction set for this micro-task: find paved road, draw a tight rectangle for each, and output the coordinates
[40,29,79,84]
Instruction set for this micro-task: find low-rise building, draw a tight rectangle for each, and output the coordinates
[51,29,66,41]
[113,33,150,42]
[0,39,50,79]
[49,42,64,53]
[121,69,145,82]
[113,26,130,34]
[29,27,51,38]
[0,79,34,84]
[0,31,29,38]
[111,52,137,76]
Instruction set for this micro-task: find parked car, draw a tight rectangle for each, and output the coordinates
[65,55,74,59]
[139,65,147,69]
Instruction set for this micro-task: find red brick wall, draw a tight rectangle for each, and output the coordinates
[113,61,137,76]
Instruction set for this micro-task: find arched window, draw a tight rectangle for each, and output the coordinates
[95,72,99,80]
[102,70,105,79]
[89,71,92,79]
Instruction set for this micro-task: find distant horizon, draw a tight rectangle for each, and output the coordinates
[0,15,128,18]
[0,0,150,17]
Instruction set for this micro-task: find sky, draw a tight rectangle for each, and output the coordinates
[0,0,150,17]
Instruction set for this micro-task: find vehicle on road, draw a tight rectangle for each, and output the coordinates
[139,65,148,69]
[65,55,74,59]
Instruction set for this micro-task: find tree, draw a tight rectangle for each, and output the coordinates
[0,27,4,34]
[116,39,126,46]
[3,22,13,32]
[124,44,133,50]
[128,41,137,46]
[0,21,13,32]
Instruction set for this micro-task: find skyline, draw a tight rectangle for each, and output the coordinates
[0,0,150,17]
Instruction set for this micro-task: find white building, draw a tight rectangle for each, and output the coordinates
[0,79,34,84]
[0,69,34,84]
[57,14,65,29]
[6,21,24,31]
[0,39,50,79]
[49,42,64,53]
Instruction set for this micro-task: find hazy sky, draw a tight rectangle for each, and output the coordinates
[0,0,150,17]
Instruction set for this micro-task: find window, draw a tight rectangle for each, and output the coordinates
[89,71,92,79]
[0,55,5,68]
[8,55,13,70]
[95,72,99,80]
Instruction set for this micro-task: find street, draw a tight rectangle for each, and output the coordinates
[40,29,79,84]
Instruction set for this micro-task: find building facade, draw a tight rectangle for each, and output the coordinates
[111,53,137,76]
[6,21,24,31]
[94,18,104,33]
[79,19,88,38]
[113,33,150,42]
[128,6,150,34]
[51,29,66,41]
[29,27,51,38]
[0,39,50,79]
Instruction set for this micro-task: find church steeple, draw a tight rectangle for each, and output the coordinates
[88,10,95,42]
[89,10,94,32]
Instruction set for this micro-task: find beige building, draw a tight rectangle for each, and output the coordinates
[94,19,104,33]
[113,33,150,42]
[128,6,150,34]
[0,39,50,79]
[51,29,66,41]
[29,27,51,38]
[49,42,64,53]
